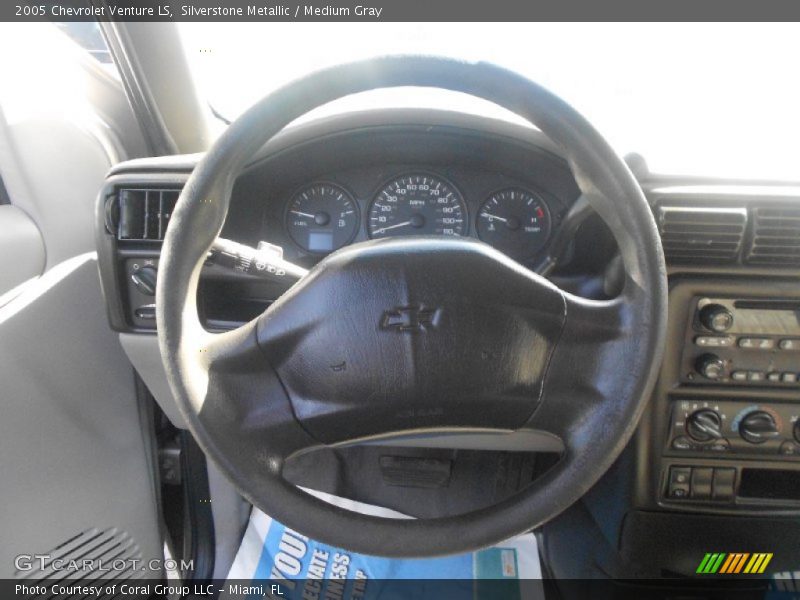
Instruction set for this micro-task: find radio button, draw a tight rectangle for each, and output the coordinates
[738,337,775,350]
[767,372,782,382]
[695,336,734,347]
[779,339,800,351]
[747,371,765,382]
[782,373,798,384]
[732,371,749,382]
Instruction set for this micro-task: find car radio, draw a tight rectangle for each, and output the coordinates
[680,297,800,387]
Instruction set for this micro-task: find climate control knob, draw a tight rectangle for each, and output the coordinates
[739,411,780,444]
[699,304,734,333]
[131,265,158,296]
[686,409,723,442]
[695,354,726,380]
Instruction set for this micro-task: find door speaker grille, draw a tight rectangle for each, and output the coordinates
[14,527,143,586]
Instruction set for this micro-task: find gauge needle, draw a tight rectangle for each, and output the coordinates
[480,213,509,223]
[375,220,412,233]
[290,210,316,219]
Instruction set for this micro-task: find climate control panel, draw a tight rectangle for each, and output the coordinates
[681,297,800,387]
[668,398,800,459]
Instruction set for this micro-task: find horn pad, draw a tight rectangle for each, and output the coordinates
[257,237,566,443]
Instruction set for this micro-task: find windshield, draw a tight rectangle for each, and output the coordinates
[179,23,800,181]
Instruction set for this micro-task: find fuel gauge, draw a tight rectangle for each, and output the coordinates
[285,183,359,254]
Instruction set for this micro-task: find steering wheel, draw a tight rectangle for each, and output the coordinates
[157,56,667,557]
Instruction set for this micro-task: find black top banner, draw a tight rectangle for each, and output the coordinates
[7,0,800,22]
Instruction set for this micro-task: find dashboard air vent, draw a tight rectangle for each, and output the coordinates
[114,188,180,241]
[657,205,747,263]
[746,206,800,266]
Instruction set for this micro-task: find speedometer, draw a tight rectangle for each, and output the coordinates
[368,174,467,238]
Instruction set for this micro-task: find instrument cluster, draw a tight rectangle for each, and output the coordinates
[281,170,559,264]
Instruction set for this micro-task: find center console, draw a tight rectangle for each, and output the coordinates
[655,281,800,512]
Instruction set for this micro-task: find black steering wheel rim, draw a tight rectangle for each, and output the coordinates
[157,56,667,557]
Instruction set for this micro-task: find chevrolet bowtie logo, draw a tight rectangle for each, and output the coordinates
[380,306,441,333]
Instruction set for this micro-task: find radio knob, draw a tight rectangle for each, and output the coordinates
[695,354,725,380]
[739,411,780,444]
[699,304,734,333]
[686,409,723,442]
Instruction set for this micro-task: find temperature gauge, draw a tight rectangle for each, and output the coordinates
[476,188,551,261]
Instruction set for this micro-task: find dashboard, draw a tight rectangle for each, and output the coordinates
[96,107,800,579]
[99,110,608,331]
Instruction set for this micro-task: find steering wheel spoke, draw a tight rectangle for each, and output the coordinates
[197,322,320,471]
[526,284,653,455]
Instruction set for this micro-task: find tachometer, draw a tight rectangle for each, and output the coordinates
[368,174,467,238]
[285,183,359,254]
[476,188,551,260]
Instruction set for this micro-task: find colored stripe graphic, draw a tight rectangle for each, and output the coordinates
[720,553,743,574]
[711,553,726,573]
[744,554,761,574]
[734,553,750,573]
[697,553,726,574]
[721,553,748,574]
[719,553,736,574]
[699,552,774,575]
[751,552,772,573]
[696,553,713,574]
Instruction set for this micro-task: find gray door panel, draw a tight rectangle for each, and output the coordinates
[0,205,45,299]
[0,254,162,577]
[0,25,164,577]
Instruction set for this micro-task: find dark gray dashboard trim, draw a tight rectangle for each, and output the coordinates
[107,108,567,176]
